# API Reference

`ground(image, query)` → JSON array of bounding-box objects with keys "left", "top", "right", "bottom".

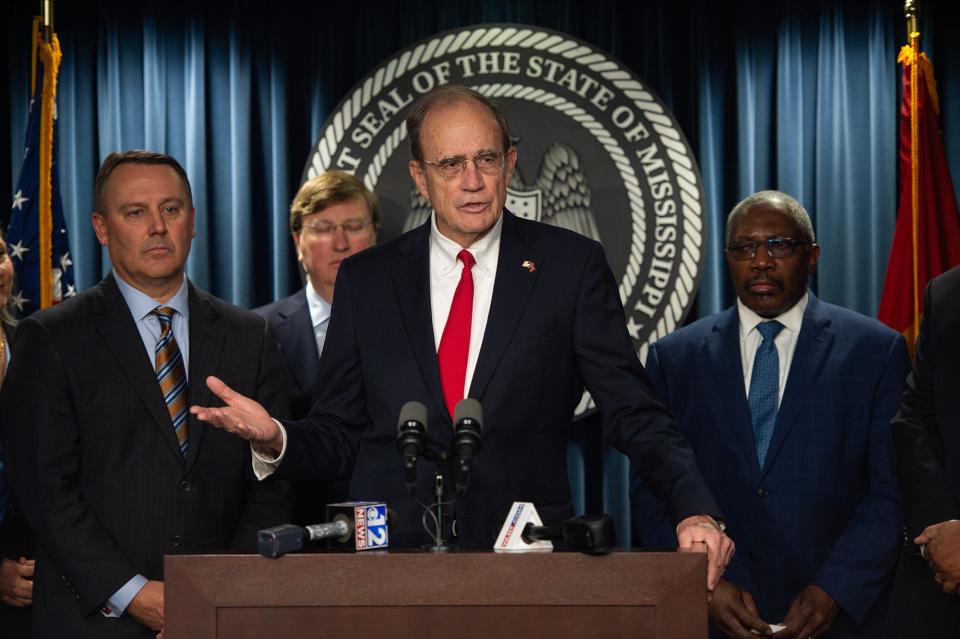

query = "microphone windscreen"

[
  {"left": 453, "top": 398, "right": 483, "bottom": 430},
  {"left": 398, "top": 400, "right": 427, "bottom": 428}
]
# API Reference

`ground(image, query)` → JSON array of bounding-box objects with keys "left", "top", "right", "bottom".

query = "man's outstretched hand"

[{"left": 189, "top": 376, "right": 283, "bottom": 454}]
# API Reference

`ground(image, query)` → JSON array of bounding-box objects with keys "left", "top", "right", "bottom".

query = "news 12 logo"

[{"left": 354, "top": 503, "right": 389, "bottom": 550}]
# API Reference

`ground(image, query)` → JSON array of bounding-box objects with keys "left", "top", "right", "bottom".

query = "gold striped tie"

[{"left": 153, "top": 306, "right": 188, "bottom": 455}]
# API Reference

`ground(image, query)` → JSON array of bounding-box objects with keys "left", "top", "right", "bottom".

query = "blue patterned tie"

[{"left": 749, "top": 320, "right": 784, "bottom": 467}]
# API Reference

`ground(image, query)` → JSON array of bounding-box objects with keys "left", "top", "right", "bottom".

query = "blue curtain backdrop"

[{"left": 4, "top": 0, "right": 959, "bottom": 546}]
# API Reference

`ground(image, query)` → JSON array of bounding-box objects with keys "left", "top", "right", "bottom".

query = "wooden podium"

[{"left": 165, "top": 551, "right": 706, "bottom": 638}]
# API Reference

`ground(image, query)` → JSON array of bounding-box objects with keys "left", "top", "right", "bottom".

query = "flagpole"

[
  {"left": 42, "top": 0, "right": 53, "bottom": 43},
  {"left": 905, "top": 0, "right": 920, "bottom": 348},
  {"left": 37, "top": 0, "right": 58, "bottom": 308}
]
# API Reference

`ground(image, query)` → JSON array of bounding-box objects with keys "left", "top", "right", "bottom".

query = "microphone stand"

[{"left": 419, "top": 449, "right": 457, "bottom": 552}]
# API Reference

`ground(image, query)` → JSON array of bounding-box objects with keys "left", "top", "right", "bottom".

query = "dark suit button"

[
  {"left": 171, "top": 535, "right": 183, "bottom": 547},
  {"left": 179, "top": 480, "right": 192, "bottom": 493},
  {"left": 757, "top": 487, "right": 768, "bottom": 497}
]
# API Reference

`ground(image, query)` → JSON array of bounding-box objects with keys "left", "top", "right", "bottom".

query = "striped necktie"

[{"left": 153, "top": 306, "right": 188, "bottom": 455}]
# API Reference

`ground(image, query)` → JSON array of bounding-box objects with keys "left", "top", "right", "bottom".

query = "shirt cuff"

[
  {"left": 251, "top": 420, "right": 287, "bottom": 480},
  {"left": 102, "top": 574, "right": 148, "bottom": 618}
]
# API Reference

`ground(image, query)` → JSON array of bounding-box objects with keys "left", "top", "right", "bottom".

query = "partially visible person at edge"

[
  {"left": 0, "top": 229, "right": 34, "bottom": 638},
  {"left": 885, "top": 264, "right": 960, "bottom": 638}
]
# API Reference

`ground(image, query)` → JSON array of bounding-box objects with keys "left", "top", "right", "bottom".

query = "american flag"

[{"left": 6, "top": 32, "right": 76, "bottom": 317}]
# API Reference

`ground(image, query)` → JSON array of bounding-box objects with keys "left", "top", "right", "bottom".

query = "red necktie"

[{"left": 438, "top": 249, "right": 475, "bottom": 419}]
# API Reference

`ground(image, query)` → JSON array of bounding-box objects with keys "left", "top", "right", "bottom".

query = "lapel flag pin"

[{"left": 522, "top": 260, "right": 536, "bottom": 273}]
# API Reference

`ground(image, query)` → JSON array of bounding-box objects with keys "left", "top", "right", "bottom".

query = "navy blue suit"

[
  {"left": 256, "top": 289, "right": 347, "bottom": 524},
  {"left": 255, "top": 289, "right": 319, "bottom": 421},
  {"left": 275, "top": 211, "right": 722, "bottom": 548},
  {"left": 632, "top": 293, "right": 906, "bottom": 636}
]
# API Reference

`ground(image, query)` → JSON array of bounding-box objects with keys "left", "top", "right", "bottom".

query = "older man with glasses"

[
  {"left": 192, "top": 84, "right": 736, "bottom": 590},
  {"left": 631, "top": 190, "right": 907, "bottom": 639}
]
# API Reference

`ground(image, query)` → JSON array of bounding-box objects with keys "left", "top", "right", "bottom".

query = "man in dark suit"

[
  {"left": 885, "top": 265, "right": 960, "bottom": 637},
  {"left": 255, "top": 170, "right": 378, "bottom": 523},
  {"left": 631, "top": 190, "right": 907, "bottom": 638},
  {"left": 255, "top": 170, "right": 379, "bottom": 419},
  {"left": 192, "top": 85, "right": 734, "bottom": 588},
  {"left": 0, "top": 150, "right": 291, "bottom": 638}
]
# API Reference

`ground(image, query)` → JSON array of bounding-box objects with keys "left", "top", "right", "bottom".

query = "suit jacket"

[
  {"left": 631, "top": 293, "right": 906, "bottom": 636},
  {"left": 255, "top": 288, "right": 320, "bottom": 420},
  {"left": 886, "top": 265, "right": 960, "bottom": 636},
  {"left": 0, "top": 274, "right": 292, "bottom": 639},
  {"left": 255, "top": 288, "right": 347, "bottom": 524},
  {"left": 276, "top": 211, "right": 722, "bottom": 548}
]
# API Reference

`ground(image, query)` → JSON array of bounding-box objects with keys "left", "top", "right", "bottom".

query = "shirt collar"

[
  {"left": 305, "top": 280, "right": 332, "bottom": 327},
  {"left": 737, "top": 291, "right": 807, "bottom": 340},
  {"left": 113, "top": 271, "right": 190, "bottom": 321},
  {"left": 429, "top": 210, "right": 503, "bottom": 277}
]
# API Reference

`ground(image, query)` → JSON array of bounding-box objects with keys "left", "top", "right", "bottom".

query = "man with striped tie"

[{"left": 0, "top": 150, "right": 291, "bottom": 638}]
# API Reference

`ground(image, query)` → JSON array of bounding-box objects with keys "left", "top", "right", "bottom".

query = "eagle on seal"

[{"left": 403, "top": 142, "right": 600, "bottom": 242}]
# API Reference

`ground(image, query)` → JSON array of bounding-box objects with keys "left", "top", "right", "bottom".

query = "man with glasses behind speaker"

[
  {"left": 631, "top": 190, "right": 907, "bottom": 638},
  {"left": 256, "top": 171, "right": 378, "bottom": 525}
]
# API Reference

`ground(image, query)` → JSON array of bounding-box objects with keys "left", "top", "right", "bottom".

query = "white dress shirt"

[
  {"left": 305, "top": 280, "right": 332, "bottom": 357},
  {"left": 737, "top": 292, "right": 808, "bottom": 408},
  {"left": 428, "top": 212, "right": 502, "bottom": 398}
]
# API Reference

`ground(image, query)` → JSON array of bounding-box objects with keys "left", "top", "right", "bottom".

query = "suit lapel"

[
  {"left": 392, "top": 222, "right": 448, "bottom": 420},
  {"left": 760, "top": 294, "right": 833, "bottom": 476},
  {"left": 705, "top": 308, "right": 760, "bottom": 475},
  {"left": 469, "top": 212, "right": 542, "bottom": 403},
  {"left": 93, "top": 275, "right": 185, "bottom": 461},
  {"left": 275, "top": 290, "right": 319, "bottom": 395},
  {"left": 185, "top": 283, "right": 225, "bottom": 472}
]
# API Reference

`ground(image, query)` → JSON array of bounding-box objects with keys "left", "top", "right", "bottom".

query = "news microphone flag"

[
  {"left": 6, "top": 17, "right": 76, "bottom": 317},
  {"left": 327, "top": 502, "right": 389, "bottom": 551}
]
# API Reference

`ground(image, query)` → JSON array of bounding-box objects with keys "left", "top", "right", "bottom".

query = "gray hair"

[
  {"left": 406, "top": 84, "right": 511, "bottom": 161},
  {"left": 725, "top": 190, "right": 816, "bottom": 245}
]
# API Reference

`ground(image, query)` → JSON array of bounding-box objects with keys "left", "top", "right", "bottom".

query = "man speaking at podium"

[{"left": 193, "top": 84, "right": 734, "bottom": 588}]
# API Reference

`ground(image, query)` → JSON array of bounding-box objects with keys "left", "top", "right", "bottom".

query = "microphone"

[
  {"left": 522, "top": 514, "right": 617, "bottom": 555},
  {"left": 396, "top": 401, "right": 428, "bottom": 494},
  {"left": 258, "top": 502, "right": 389, "bottom": 557},
  {"left": 452, "top": 398, "right": 483, "bottom": 496}
]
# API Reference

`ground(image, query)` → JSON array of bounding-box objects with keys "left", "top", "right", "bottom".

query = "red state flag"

[{"left": 878, "top": 45, "right": 960, "bottom": 353}]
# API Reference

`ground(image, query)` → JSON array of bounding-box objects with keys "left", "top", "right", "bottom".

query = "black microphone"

[
  {"left": 452, "top": 398, "right": 483, "bottom": 496},
  {"left": 522, "top": 514, "right": 617, "bottom": 555},
  {"left": 257, "top": 502, "right": 390, "bottom": 557},
  {"left": 396, "top": 401, "right": 427, "bottom": 494}
]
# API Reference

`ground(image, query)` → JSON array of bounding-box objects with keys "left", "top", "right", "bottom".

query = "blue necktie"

[{"left": 749, "top": 320, "right": 784, "bottom": 468}]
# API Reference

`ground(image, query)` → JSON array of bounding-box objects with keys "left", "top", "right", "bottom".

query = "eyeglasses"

[
  {"left": 301, "top": 219, "right": 372, "bottom": 237},
  {"left": 421, "top": 151, "right": 506, "bottom": 180},
  {"left": 726, "top": 237, "right": 814, "bottom": 260}
]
